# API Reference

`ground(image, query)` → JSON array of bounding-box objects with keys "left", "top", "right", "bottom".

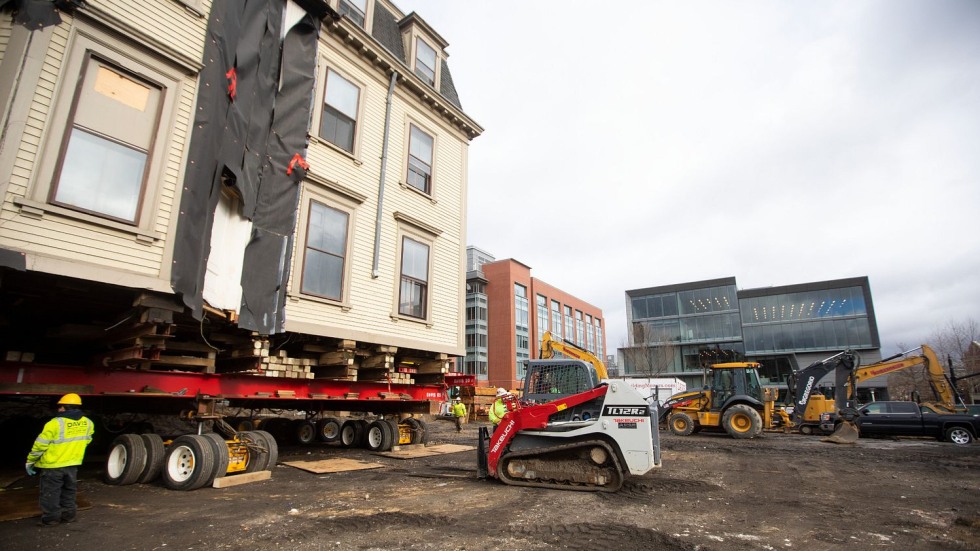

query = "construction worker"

[
  {"left": 25, "top": 393, "right": 94, "bottom": 526},
  {"left": 487, "top": 387, "right": 511, "bottom": 428},
  {"left": 451, "top": 398, "right": 467, "bottom": 432}
]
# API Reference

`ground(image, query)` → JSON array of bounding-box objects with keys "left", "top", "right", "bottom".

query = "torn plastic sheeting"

[{"left": 172, "top": 0, "right": 320, "bottom": 335}]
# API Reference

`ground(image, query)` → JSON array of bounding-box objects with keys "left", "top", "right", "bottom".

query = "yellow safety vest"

[
  {"left": 488, "top": 399, "right": 508, "bottom": 424},
  {"left": 27, "top": 414, "right": 94, "bottom": 469},
  {"left": 452, "top": 402, "right": 467, "bottom": 418}
]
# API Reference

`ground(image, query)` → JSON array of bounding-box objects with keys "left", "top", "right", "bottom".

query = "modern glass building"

[{"left": 621, "top": 277, "right": 884, "bottom": 401}]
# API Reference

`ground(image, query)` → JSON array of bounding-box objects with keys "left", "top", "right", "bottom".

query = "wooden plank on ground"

[
  {"left": 374, "top": 444, "right": 475, "bottom": 460},
  {"left": 212, "top": 470, "right": 271, "bottom": 488},
  {"left": 282, "top": 458, "right": 386, "bottom": 474}
]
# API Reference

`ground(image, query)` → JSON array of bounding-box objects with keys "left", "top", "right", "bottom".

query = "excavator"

[
  {"left": 539, "top": 331, "right": 608, "bottom": 378},
  {"left": 821, "top": 344, "right": 966, "bottom": 443},
  {"left": 659, "top": 344, "right": 963, "bottom": 443},
  {"left": 477, "top": 359, "right": 661, "bottom": 492},
  {"left": 521, "top": 332, "right": 609, "bottom": 408}
]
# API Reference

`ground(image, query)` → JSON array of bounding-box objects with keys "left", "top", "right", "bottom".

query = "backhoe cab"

[{"left": 662, "top": 362, "right": 772, "bottom": 439}]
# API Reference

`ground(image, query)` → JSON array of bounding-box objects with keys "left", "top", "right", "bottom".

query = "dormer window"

[
  {"left": 414, "top": 37, "right": 436, "bottom": 86},
  {"left": 339, "top": 0, "right": 367, "bottom": 28}
]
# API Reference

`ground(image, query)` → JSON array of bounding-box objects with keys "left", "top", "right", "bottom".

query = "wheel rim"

[
  {"left": 730, "top": 413, "right": 752, "bottom": 433},
  {"left": 950, "top": 429, "right": 969, "bottom": 444},
  {"left": 299, "top": 423, "right": 314, "bottom": 442},
  {"left": 672, "top": 418, "right": 688, "bottom": 431},
  {"left": 341, "top": 424, "right": 356, "bottom": 445},
  {"left": 166, "top": 445, "right": 196, "bottom": 483},
  {"left": 321, "top": 422, "right": 339, "bottom": 440},
  {"left": 107, "top": 445, "right": 128, "bottom": 479},
  {"left": 367, "top": 426, "right": 383, "bottom": 448}
]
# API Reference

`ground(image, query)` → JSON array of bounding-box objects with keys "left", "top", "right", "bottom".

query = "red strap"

[
  {"left": 225, "top": 68, "right": 237, "bottom": 100},
  {"left": 286, "top": 154, "right": 309, "bottom": 176}
]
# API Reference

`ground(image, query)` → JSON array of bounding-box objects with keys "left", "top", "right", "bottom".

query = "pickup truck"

[{"left": 820, "top": 401, "right": 979, "bottom": 445}]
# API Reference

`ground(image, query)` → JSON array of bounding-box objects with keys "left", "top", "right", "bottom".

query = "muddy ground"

[{"left": 2, "top": 419, "right": 979, "bottom": 551}]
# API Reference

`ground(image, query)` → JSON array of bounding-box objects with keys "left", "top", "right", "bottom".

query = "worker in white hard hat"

[
  {"left": 25, "top": 393, "right": 94, "bottom": 526},
  {"left": 451, "top": 398, "right": 467, "bottom": 433},
  {"left": 487, "top": 388, "right": 512, "bottom": 428}
]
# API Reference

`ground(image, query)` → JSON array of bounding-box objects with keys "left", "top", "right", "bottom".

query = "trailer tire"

[
  {"left": 723, "top": 404, "right": 763, "bottom": 439},
  {"left": 137, "top": 433, "right": 165, "bottom": 484},
  {"left": 240, "top": 431, "right": 269, "bottom": 472},
  {"left": 340, "top": 419, "right": 366, "bottom": 448},
  {"left": 105, "top": 434, "right": 147, "bottom": 486},
  {"left": 163, "top": 435, "right": 216, "bottom": 491},
  {"left": 254, "top": 430, "right": 278, "bottom": 468},
  {"left": 365, "top": 420, "right": 394, "bottom": 451},
  {"left": 668, "top": 412, "right": 697, "bottom": 436},
  {"left": 316, "top": 417, "right": 342, "bottom": 442},
  {"left": 404, "top": 418, "right": 429, "bottom": 445},
  {"left": 201, "top": 433, "right": 230, "bottom": 483},
  {"left": 293, "top": 419, "right": 317, "bottom": 445},
  {"left": 945, "top": 426, "right": 974, "bottom": 446},
  {"left": 384, "top": 419, "right": 402, "bottom": 447}
]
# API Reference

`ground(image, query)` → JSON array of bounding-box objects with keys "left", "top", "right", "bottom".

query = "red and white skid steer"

[{"left": 477, "top": 360, "right": 662, "bottom": 492}]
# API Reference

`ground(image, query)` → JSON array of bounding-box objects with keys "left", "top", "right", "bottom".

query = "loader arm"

[{"left": 540, "top": 331, "right": 609, "bottom": 379}]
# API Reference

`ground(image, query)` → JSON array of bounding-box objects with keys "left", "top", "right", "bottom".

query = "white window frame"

[
  {"left": 413, "top": 36, "right": 437, "bottom": 86},
  {"left": 393, "top": 226, "right": 435, "bottom": 324},
  {"left": 403, "top": 118, "right": 437, "bottom": 197}
]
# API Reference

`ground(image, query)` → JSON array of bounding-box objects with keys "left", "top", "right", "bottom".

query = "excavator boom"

[{"left": 540, "top": 331, "right": 609, "bottom": 379}]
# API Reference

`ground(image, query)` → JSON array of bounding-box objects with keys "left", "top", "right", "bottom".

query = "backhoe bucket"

[{"left": 822, "top": 420, "right": 859, "bottom": 444}]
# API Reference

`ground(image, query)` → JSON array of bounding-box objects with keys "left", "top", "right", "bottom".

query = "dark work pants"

[{"left": 39, "top": 466, "right": 78, "bottom": 523}]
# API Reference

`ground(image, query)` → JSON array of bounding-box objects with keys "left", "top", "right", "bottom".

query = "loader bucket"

[{"left": 822, "top": 420, "right": 859, "bottom": 444}]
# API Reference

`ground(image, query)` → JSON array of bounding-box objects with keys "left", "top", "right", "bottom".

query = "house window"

[
  {"left": 301, "top": 201, "right": 349, "bottom": 301},
  {"left": 399, "top": 237, "right": 429, "bottom": 318},
  {"left": 320, "top": 69, "right": 360, "bottom": 153},
  {"left": 51, "top": 58, "right": 163, "bottom": 224},
  {"left": 407, "top": 124, "right": 433, "bottom": 193},
  {"left": 339, "top": 0, "right": 367, "bottom": 27},
  {"left": 414, "top": 37, "right": 436, "bottom": 85}
]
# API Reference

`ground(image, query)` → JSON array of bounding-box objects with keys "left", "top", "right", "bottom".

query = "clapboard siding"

[
  {"left": 0, "top": 9, "right": 198, "bottom": 287},
  {"left": 285, "top": 30, "right": 472, "bottom": 352}
]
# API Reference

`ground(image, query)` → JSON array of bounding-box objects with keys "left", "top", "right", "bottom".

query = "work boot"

[
  {"left": 61, "top": 516, "right": 77, "bottom": 523},
  {"left": 37, "top": 520, "right": 60, "bottom": 527}
]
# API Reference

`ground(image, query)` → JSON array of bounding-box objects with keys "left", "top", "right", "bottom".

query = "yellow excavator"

[
  {"left": 538, "top": 331, "right": 608, "bottom": 379},
  {"left": 659, "top": 344, "right": 963, "bottom": 442}
]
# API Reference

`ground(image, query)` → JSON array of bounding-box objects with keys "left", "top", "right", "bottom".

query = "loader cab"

[{"left": 708, "top": 362, "right": 764, "bottom": 411}]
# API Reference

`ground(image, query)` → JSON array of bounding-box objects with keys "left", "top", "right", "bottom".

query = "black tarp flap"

[
  {"left": 0, "top": 248, "right": 27, "bottom": 271},
  {"left": 171, "top": 0, "right": 320, "bottom": 334}
]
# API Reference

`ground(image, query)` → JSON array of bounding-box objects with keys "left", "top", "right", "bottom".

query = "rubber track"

[{"left": 497, "top": 439, "right": 625, "bottom": 492}]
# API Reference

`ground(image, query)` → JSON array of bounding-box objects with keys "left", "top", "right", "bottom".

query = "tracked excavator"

[
  {"left": 477, "top": 359, "right": 661, "bottom": 492},
  {"left": 822, "top": 344, "right": 967, "bottom": 443}
]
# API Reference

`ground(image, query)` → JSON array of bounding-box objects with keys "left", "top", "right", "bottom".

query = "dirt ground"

[{"left": 2, "top": 418, "right": 979, "bottom": 551}]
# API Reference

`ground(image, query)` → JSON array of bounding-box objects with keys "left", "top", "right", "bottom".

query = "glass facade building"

[{"left": 622, "top": 277, "right": 882, "bottom": 398}]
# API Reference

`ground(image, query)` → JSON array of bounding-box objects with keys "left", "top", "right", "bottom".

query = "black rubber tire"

[
  {"left": 137, "top": 433, "right": 165, "bottom": 484},
  {"left": 945, "top": 426, "right": 974, "bottom": 445},
  {"left": 105, "top": 434, "right": 147, "bottom": 486},
  {"left": 163, "top": 435, "right": 217, "bottom": 491},
  {"left": 239, "top": 431, "right": 268, "bottom": 473},
  {"left": 799, "top": 424, "right": 814, "bottom": 435},
  {"left": 340, "top": 419, "right": 366, "bottom": 448},
  {"left": 365, "top": 420, "right": 394, "bottom": 451},
  {"left": 668, "top": 412, "right": 697, "bottom": 436},
  {"left": 200, "top": 432, "right": 230, "bottom": 484},
  {"left": 723, "top": 404, "right": 763, "bottom": 439},
  {"left": 316, "top": 417, "right": 342, "bottom": 442},
  {"left": 293, "top": 419, "right": 317, "bottom": 445},
  {"left": 383, "top": 419, "right": 401, "bottom": 448},
  {"left": 254, "top": 430, "right": 279, "bottom": 468}
]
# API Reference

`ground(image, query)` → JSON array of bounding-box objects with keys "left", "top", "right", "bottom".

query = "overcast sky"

[{"left": 398, "top": 0, "right": 980, "bottom": 355}]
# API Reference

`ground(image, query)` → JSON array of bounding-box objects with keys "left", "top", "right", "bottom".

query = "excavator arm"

[
  {"left": 540, "top": 331, "right": 609, "bottom": 379},
  {"left": 851, "top": 345, "right": 963, "bottom": 412},
  {"left": 788, "top": 350, "right": 856, "bottom": 427}
]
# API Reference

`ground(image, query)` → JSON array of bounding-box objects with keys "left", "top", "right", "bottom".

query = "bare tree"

[
  {"left": 886, "top": 319, "right": 979, "bottom": 403},
  {"left": 619, "top": 323, "right": 677, "bottom": 377}
]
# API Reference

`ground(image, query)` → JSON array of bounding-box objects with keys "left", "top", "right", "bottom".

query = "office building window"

[
  {"left": 564, "top": 305, "right": 574, "bottom": 345},
  {"left": 586, "top": 315, "right": 595, "bottom": 353},
  {"left": 536, "top": 294, "right": 549, "bottom": 349},
  {"left": 515, "top": 284, "right": 529, "bottom": 381},
  {"left": 551, "top": 300, "right": 563, "bottom": 340},
  {"left": 595, "top": 319, "right": 604, "bottom": 359},
  {"left": 575, "top": 310, "right": 585, "bottom": 346}
]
